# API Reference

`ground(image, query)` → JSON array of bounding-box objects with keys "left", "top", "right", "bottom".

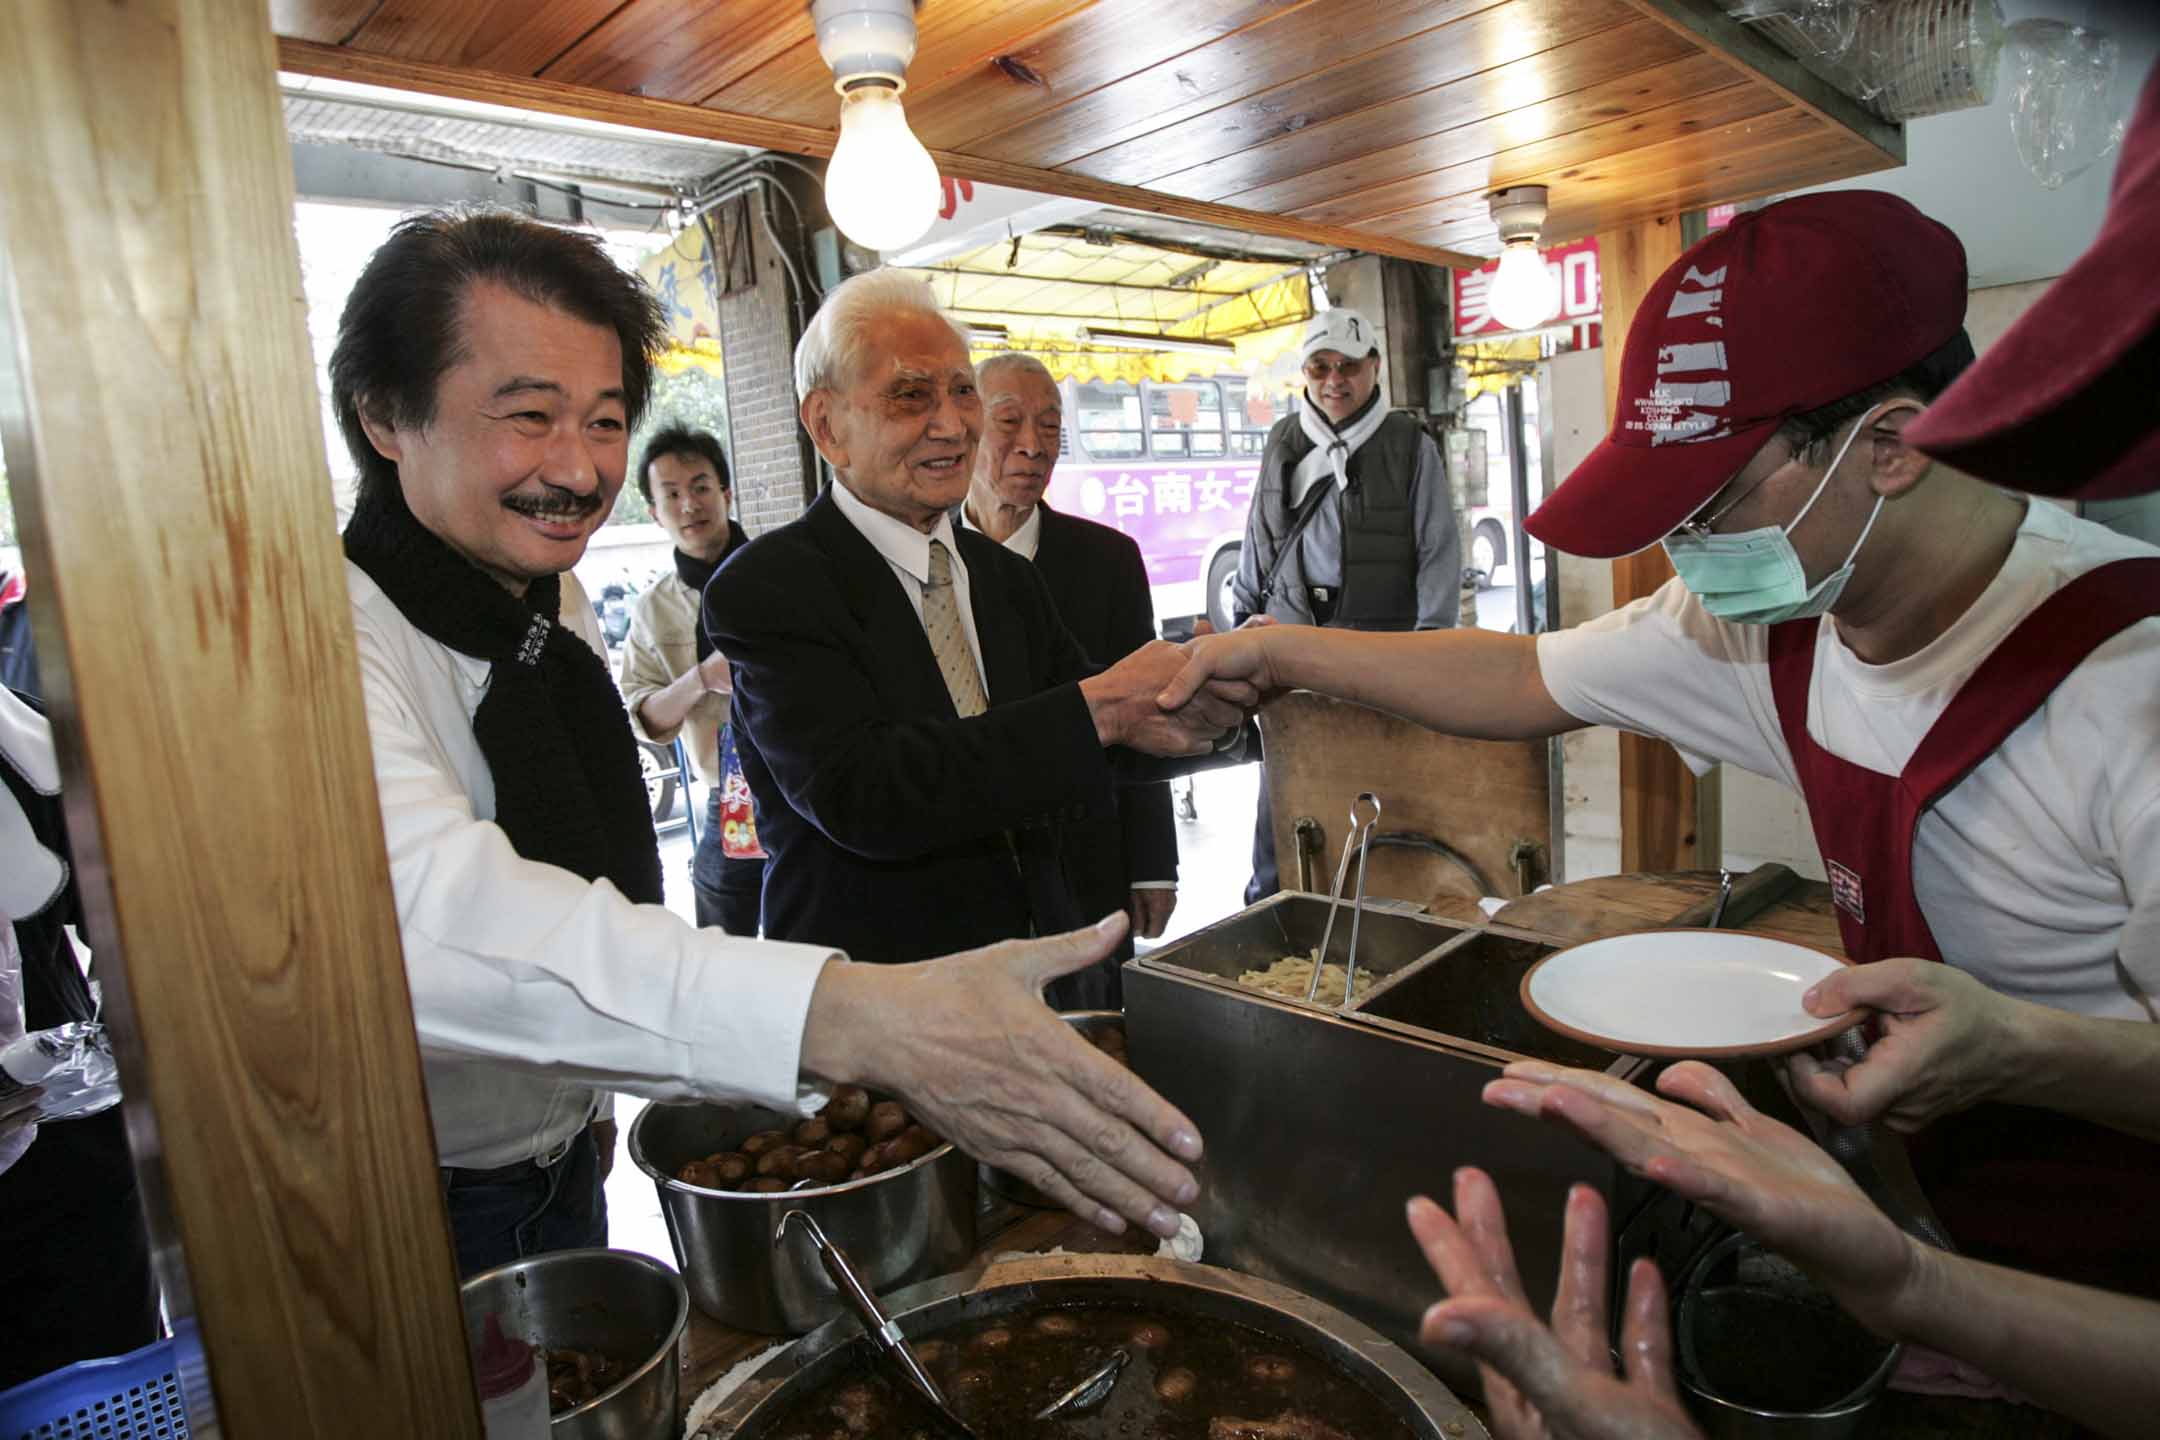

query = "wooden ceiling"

[{"left": 272, "top": 0, "right": 1903, "bottom": 268}]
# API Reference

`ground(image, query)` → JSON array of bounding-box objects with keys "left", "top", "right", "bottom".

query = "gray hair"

[
  {"left": 976, "top": 351, "right": 1057, "bottom": 394},
  {"left": 793, "top": 267, "right": 964, "bottom": 401}
]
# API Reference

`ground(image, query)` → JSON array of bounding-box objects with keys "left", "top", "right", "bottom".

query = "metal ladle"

[
  {"left": 1305, "top": 792, "right": 1382, "bottom": 1008},
  {"left": 775, "top": 1209, "right": 981, "bottom": 1440}
]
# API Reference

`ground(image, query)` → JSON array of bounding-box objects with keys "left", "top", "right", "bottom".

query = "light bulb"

[
  {"left": 824, "top": 85, "right": 942, "bottom": 254},
  {"left": 1488, "top": 241, "right": 1561, "bottom": 332}
]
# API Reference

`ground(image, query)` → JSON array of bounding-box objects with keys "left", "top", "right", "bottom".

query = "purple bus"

[{"left": 1044, "top": 374, "right": 1272, "bottom": 632}]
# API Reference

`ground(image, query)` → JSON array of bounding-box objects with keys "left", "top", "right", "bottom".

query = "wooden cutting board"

[{"left": 1484, "top": 867, "right": 1847, "bottom": 957}]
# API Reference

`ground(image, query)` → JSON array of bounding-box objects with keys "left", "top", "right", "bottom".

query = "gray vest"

[{"left": 1256, "top": 409, "right": 1424, "bottom": 631}]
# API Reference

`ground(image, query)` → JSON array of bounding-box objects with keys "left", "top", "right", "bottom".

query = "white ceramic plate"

[{"left": 1520, "top": 929, "right": 1859, "bottom": 1059}]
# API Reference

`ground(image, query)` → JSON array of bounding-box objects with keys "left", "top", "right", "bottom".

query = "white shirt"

[
  {"left": 1537, "top": 502, "right": 2160, "bottom": 1021},
  {"left": 830, "top": 480, "right": 989, "bottom": 694},
  {"left": 347, "top": 560, "right": 834, "bottom": 1168},
  {"left": 960, "top": 503, "right": 1043, "bottom": 562}
]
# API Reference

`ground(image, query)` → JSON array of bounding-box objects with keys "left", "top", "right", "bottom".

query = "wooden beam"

[
  {"left": 274, "top": 38, "right": 1489, "bottom": 270},
  {"left": 1595, "top": 215, "right": 1702, "bottom": 873},
  {"left": 1616, "top": 0, "right": 1905, "bottom": 164},
  {"left": 0, "top": 2, "right": 478, "bottom": 1434}
]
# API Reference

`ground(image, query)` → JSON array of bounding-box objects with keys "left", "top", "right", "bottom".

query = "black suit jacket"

[
  {"left": 1028, "top": 505, "right": 1178, "bottom": 945},
  {"left": 704, "top": 492, "right": 1122, "bottom": 966}
]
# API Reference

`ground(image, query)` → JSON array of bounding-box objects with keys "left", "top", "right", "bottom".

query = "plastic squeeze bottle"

[{"left": 474, "top": 1312, "right": 552, "bottom": 1439}]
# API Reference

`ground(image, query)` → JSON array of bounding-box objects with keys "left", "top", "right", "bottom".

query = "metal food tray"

[{"left": 1123, "top": 892, "right": 1670, "bottom": 1368}]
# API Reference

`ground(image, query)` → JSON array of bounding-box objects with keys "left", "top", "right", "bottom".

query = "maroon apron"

[{"left": 1766, "top": 557, "right": 2160, "bottom": 1300}]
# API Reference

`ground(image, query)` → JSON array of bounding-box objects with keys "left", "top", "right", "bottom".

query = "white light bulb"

[
  {"left": 1488, "top": 241, "right": 1561, "bottom": 332},
  {"left": 823, "top": 85, "right": 941, "bottom": 254}
]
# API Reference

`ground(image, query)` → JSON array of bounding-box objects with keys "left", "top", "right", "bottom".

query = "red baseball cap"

[
  {"left": 1904, "top": 65, "right": 2160, "bottom": 500},
  {"left": 1526, "top": 191, "right": 1968, "bottom": 558}
]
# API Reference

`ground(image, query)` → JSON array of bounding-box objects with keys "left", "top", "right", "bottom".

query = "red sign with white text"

[{"left": 1452, "top": 237, "right": 1602, "bottom": 339}]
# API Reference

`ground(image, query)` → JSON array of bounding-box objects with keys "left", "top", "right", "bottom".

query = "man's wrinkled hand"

[
  {"left": 1085, "top": 640, "right": 1244, "bottom": 753},
  {"left": 1128, "top": 887, "right": 1177, "bottom": 940},
  {"left": 1784, "top": 958, "right": 2014, "bottom": 1132},
  {"left": 803, "top": 915, "right": 1203, "bottom": 1239},
  {"left": 1157, "top": 622, "right": 1281, "bottom": 716},
  {"left": 1483, "top": 1060, "right": 1920, "bottom": 1336},
  {"left": 1410, "top": 1169, "right": 1700, "bottom": 1440}
]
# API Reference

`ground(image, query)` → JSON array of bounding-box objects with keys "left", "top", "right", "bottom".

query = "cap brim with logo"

[
  {"left": 1903, "top": 65, "right": 2160, "bottom": 501},
  {"left": 1525, "top": 192, "right": 1969, "bottom": 559}
]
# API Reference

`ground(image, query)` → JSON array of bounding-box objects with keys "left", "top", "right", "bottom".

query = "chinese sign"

[{"left": 1452, "top": 237, "right": 1602, "bottom": 339}]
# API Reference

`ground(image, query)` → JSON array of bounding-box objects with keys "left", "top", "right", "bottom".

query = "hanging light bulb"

[
  {"left": 1489, "top": 241, "right": 1561, "bottom": 332},
  {"left": 812, "top": 0, "right": 943, "bottom": 255},
  {"left": 1484, "top": 185, "right": 1561, "bottom": 333},
  {"left": 824, "top": 83, "right": 942, "bottom": 253}
]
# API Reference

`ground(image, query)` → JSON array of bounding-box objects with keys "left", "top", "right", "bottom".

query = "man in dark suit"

[
  {"left": 703, "top": 271, "right": 1241, "bottom": 992},
  {"left": 961, "top": 354, "right": 1177, "bottom": 1003}
]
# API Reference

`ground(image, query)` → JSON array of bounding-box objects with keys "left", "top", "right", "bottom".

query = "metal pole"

[{"left": 1505, "top": 381, "right": 1536, "bottom": 636}]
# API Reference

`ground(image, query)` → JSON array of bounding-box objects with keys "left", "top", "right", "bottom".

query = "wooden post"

[
  {"left": 1596, "top": 216, "right": 1703, "bottom": 873},
  {"left": 0, "top": 2, "right": 480, "bottom": 1434}
]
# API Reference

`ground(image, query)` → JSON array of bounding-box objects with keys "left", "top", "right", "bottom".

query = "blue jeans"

[
  {"left": 441, "top": 1127, "right": 606, "bottom": 1277},
  {"left": 692, "top": 787, "right": 766, "bottom": 935}
]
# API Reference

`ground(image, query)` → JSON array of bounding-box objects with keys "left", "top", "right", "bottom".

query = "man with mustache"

[
  {"left": 334, "top": 213, "right": 1214, "bottom": 1272},
  {"left": 961, "top": 352, "right": 1179, "bottom": 1002},
  {"left": 702, "top": 270, "right": 1246, "bottom": 989},
  {"left": 1230, "top": 307, "right": 1461, "bottom": 901},
  {"left": 616, "top": 424, "right": 765, "bottom": 936}
]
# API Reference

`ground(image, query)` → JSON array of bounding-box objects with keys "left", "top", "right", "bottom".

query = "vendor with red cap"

[{"left": 1169, "top": 175, "right": 2160, "bottom": 1299}]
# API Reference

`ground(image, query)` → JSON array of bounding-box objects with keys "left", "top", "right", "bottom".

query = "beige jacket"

[{"left": 618, "top": 572, "right": 727, "bottom": 783}]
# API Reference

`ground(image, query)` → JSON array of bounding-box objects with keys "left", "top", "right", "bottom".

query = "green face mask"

[{"left": 1661, "top": 407, "right": 1891, "bottom": 626}]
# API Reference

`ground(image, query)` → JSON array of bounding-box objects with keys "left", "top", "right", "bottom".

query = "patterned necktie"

[{"left": 923, "top": 539, "right": 987, "bottom": 717}]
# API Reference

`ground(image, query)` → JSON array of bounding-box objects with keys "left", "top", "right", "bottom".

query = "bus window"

[
  {"left": 1075, "top": 380, "right": 1144, "bottom": 460},
  {"left": 1148, "top": 380, "right": 1225, "bottom": 458},
  {"left": 1222, "top": 378, "right": 1274, "bottom": 456}
]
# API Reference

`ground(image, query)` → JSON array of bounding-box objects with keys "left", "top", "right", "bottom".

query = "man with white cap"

[
  {"left": 1168, "top": 187, "right": 2160, "bottom": 1300},
  {"left": 1230, "top": 306, "right": 1460, "bottom": 899}
]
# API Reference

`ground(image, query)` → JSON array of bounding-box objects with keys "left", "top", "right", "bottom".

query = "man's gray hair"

[
  {"left": 793, "top": 268, "right": 965, "bottom": 401},
  {"left": 976, "top": 351, "right": 1057, "bottom": 393}
]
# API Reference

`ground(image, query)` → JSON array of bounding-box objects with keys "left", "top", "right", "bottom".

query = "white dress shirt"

[
  {"left": 347, "top": 561, "right": 834, "bottom": 1169},
  {"left": 830, "top": 480, "right": 990, "bottom": 695},
  {"left": 959, "top": 503, "right": 1043, "bottom": 562}
]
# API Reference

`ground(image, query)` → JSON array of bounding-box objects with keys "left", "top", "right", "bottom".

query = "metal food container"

[
  {"left": 980, "top": 1010, "right": 1124, "bottom": 1209},
  {"left": 459, "top": 1247, "right": 687, "bottom": 1440},
  {"left": 1122, "top": 892, "right": 1680, "bottom": 1364},
  {"left": 696, "top": 1252, "right": 1489, "bottom": 1439},
  {"left": 629, "top": 1098, "right": 976, "bottom": 1334}
]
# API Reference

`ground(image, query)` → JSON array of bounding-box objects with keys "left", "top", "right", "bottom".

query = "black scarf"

[
  {"left": 344, "top": 484, "right": 663, "bottom": 906},
  {"left": 673, "top": 519, "right": 747, "bottom": 663}
]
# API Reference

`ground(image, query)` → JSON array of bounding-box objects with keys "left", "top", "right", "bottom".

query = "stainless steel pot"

[
  {"left": 695, "top": 1252, "right": 1489, "bottom": 1439},
  {"left": 459, "top": 1247, "right": 687, "bottom": 1440},
  {"left": 629, "top": 1098, "right": 976, "bottom": 1334}
]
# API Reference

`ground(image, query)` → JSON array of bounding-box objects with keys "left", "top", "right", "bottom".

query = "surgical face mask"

[{"left": 1661, "top": 405, "right": 1898, "bottom": 625}]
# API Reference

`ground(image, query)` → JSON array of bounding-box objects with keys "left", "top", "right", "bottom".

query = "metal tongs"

[
  {"left": 775, "top": 1210, "right": 981, "bottom": 1439},
  {"left": 1306, "top": 791, "right": 1382, "bottom": 1008}
]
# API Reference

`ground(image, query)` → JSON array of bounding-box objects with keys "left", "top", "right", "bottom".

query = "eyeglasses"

[
  {"left": 1303, "top": 356, "right": 1370, "bottom": 382},
  {"left": 1673, "top": 469, "right": 1777, "bottom": 540}
]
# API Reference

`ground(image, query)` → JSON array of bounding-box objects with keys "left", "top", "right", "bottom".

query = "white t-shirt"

[{"left": 1537, "top": 501, "right": 2160, "bottom": 1022}]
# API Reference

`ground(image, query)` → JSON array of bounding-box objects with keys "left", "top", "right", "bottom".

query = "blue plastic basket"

[{"left": 0, "top": 1327, "right": 198, "bottom": 1440}]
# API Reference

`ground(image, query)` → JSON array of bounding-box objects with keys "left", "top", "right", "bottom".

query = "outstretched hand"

[
  {"left": 1410, "top": 1168, "right": 1700, "bottom": 1440},
  {"left": 802, "top": 915, "right": 1203, "bottom": 1239},
  {"left": 1483, "top": 1060, "right": 1920, "bottom": 1335}
]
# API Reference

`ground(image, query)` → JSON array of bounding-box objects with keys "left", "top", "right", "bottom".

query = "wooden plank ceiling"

[{"left": 274, "top": 0, "right": 1901, "bottom": 267}]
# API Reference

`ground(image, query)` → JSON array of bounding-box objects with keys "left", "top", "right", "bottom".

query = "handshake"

[{"left": 1079, "top": 619, "right": 1283, "bottom": 757}]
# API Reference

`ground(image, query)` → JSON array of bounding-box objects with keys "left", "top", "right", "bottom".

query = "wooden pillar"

[
  {"left": 1596, "top": 217, "right": 1704, "bottom": 873},
  {"left": 0, "top": 2, "right": 480, "bottom": 1434}
]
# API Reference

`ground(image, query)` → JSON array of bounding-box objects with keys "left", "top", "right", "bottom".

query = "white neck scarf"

[{"left": 1290, "top": 392, "right": 1388, "bottom": 507}]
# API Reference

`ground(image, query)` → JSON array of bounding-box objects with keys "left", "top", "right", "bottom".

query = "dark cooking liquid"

[{"left": 764, "top": 1302, "right": 1416, "bottom": 1440}]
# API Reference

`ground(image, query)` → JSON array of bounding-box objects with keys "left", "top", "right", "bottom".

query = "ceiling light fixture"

[
  {"left": 811, "top": 0, "right": 942, "bottom": 254},
  {"left": 1485, "top": 184, "right": 1562, "bottom": 333},
  {"left": 1077, "top": 326, "right": 1238, "bottom": 358}
]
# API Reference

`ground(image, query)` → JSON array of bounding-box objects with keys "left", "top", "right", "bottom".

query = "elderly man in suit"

[
  {"left": 704, "top": 272, "right": 1240, "bottom": 999},
  {"left": 961, "top": 352, "right": 1177, "bottom": 1003}
]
